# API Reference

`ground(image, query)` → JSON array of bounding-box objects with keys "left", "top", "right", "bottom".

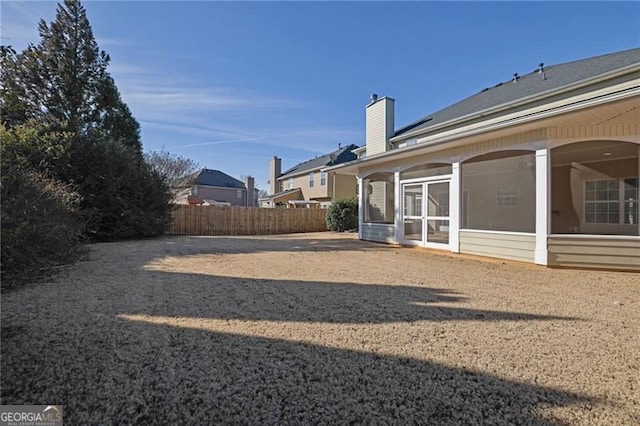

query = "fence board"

[{"left": 166, "top": 205, "right": 328, "bottom": 236}]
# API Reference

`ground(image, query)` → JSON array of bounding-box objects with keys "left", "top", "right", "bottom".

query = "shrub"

[
  {"left": 326, "top": 197, "right": 358, "bottom": 232},
  {"left": 69, "top": 137, "right": 172, "bottom": 241},
  {"left": 1, "top": 158, "right": 83, "bottom": 289},
  {"left": 1, "top": 124, "right": 84, "bottom": 288}
]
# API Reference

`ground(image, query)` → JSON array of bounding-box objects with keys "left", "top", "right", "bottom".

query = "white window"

[
  {"left": 497, "top": 186, "right": 519, "bottom": 207},
  {"left": 309, "top": 172, "right": 314, "bottom": 188},
  {"left": 585, "top": 178, "right": 638, "bottom": 225},
  {"left": 288, "top": 178, "right": 293, "bottom": 190},
  {"left": 236, "top": 189, "right": 242, "bottom": 199},
  {"left": 320, "top": 171, "right": 327, "bottom": 186},
  {"left": 191, "top": 186, "right": 198, "bottom": 196}
]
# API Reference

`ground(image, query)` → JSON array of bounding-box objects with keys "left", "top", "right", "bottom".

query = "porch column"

[
  {"left": 394, "top": 171, "right": 401, "bottom": 243},
  {"left": 450, "top": 162, "right": 461, "bottom": 253},
  {"left": 357, "top": 176, "right": 364, "bottom": 240},
  {"left": 535, "top": 148, "right": 550, "bottom": 265}
]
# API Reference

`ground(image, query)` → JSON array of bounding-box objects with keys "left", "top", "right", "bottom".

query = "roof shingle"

[
  {"left": 195, "top": 169, "right": 245, "bottom": 189},
  {"left": 394, "top": 47, "right": 640, "bottom": 138},
  {"left": 280, "top": 144, "right": 359, "bottom": 179}
]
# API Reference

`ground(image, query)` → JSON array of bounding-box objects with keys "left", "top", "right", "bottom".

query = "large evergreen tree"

[
  {"left": 1, "top": 0, "right": 141, "bottom": 152},
  {"left": 1, "top": 0, "right": 171, "bottom": 246}
]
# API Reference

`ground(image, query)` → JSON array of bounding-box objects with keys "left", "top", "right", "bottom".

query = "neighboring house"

[
  {"left": 173, "top": 169, "right": 258, "bottom": 207},
  {"left": 260, "top": 144, "right": 359, "bottom": 208},
  {"left": 329, "top": 48, "right": 640, "bottom": 271}
]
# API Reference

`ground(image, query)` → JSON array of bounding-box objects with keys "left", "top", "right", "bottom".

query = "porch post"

[
  {"left": 394, "top": 171, "right": 401, "bottom": 243},
  {"left": 535, "top": 148, "right": 549, "bottom": 265},
  {"left": 450, "top": 162, "right": 461, "bottom": 253},
  {"left": 357, "top": 176, "right": 364, "bottom": 240}
]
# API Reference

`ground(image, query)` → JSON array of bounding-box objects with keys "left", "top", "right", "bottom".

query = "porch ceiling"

[
  {"left": 542, "top": 95, "right": 640, "bottom": 127},
  {"left": 551, "top": 140, "right": 638, "bottom": 166}
]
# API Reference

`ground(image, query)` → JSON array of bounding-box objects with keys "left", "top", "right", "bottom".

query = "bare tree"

[{"left": 144, "top": 149, "right": 200, "bottom": 189}]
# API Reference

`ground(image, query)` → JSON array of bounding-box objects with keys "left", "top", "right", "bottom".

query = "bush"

[
  {"left": 1, "top": 126, "right": 83, "bottom": 288},
  {"left": 326, "top": 197, "right": 359, "bottom": 232},
  {"left": 1, "top": 170, "right": 83, "bottom": 285},
  {"left": 68, "top": 137, "right": 172, "bottom": 241}
]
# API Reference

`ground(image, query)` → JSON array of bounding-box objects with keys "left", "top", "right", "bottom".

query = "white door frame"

[{"left": 401, "top": 178, "right": 452, "bottom": 250}]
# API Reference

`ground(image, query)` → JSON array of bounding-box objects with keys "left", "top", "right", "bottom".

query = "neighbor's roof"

[
  {"left": 195, "top": 169, "right": 245, "bottom": 189},
  {"left": 393, "top": 47, "right": 640, "bottom": 139},
  {"left": 279, "top": 144, "right": 359, "bottom": 179},
  {"left": 259, "top": 188, "right": 302, "bottom": 201}
]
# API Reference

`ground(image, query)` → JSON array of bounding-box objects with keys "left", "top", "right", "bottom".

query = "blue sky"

[{"left": 2, "top": 1, "right": 639, "bottom": 191}]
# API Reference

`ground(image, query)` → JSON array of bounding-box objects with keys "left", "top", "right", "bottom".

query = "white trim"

[
  {"left": 400, "top": 180, "right": 453, "bottom": 250},
  {"left": 535, "top": 148, "right": 550, "bottom": 265},
  {"left": 459, "top": 229, "right": 535, "bottom": 236},
  {"left": 394, "top": 171, "right": 402, "bottom": 243},
  {"left": 549, "top": 234, "right": 640, "bottom": 240},
  {"left": 357, "top": 177, "right": 363, "bottom": 240},
  {"left": 399, "top": 174, "right": 453, "bottom": 184},
  {"left": 450, "top": 162, "right": 460, "bottom": 253}
]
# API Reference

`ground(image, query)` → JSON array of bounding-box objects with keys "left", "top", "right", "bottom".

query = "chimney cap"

[{"left": 370, "top": 93, "right": 378, "bottom": 102}]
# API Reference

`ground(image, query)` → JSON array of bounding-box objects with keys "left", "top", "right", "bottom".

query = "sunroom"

[{"left": 327, "top": 48, "right": 640, "bottom": 271}]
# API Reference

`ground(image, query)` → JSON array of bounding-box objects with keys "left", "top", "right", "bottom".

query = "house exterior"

[
  {"left": 329, "top": 48, "right": 640, "bottom": 271},
  {"left": 260, "top": 144, "right": 359, "bottom": 208},
  {"left": 173, "top": 169, "right": 258, "bottom": 207}
]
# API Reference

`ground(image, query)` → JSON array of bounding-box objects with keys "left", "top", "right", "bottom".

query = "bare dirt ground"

[{"left": 1, "top": 232, "right": 639, "bottom": 424}]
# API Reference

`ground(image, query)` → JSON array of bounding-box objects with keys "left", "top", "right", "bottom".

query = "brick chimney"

[
  {"left": 269, "top": 156, "right": 282, "bottom": 195},
  {"left": 365, "top": 94, "right": 395, "bottom": 156}
]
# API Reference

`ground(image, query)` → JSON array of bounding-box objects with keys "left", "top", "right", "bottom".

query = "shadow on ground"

[
  {"left": 1, "top": 234, "right": 591, "bottom": 424},
  {"left": 2, "top": 314, "right": 590, "bottom": 425},
  {"left": 122, "top": 271, "right": 576, "bottom": 324}
]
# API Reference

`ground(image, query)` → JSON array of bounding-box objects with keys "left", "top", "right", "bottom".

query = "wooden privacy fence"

[{"left": 166, "top": 205, "right": 328, "bottom": 236}]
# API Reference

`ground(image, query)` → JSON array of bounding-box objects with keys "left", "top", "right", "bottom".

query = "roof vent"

[
  {"left": 370, "top": 93, "right": 378, "bottom": 103},
  {"left": 538, "top": 62, "right": 547, "bottom": 80},
  {"left": 512, "top": 73, "right": 519, "bottom": 83}
]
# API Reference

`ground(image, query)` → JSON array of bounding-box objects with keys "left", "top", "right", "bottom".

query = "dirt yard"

[{"left": 1, "top": 232, "right": 638, "bottom": 424}]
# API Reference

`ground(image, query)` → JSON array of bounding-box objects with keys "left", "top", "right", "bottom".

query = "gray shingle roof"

[
  {"left": 195, "top": 169, "right": 245, "bottom": 189},
  {"left": 394, "top": 47, "right": 640, "bottom": 139},
  {"left": 280, "top": 144, "right": 359, "bottom": 178}
]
